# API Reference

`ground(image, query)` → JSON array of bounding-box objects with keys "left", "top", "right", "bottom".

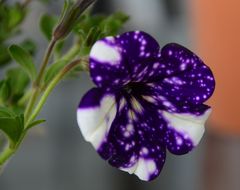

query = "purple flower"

[{"left": 77, "top": 31, "right": 215, "bottom": 181}]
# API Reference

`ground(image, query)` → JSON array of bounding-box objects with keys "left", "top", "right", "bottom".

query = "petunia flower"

[{"left": 76, "top": 31, "right": 215, "bottom": 181}]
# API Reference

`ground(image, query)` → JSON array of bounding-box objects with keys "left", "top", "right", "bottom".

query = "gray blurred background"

[{"left": 0, "top": 0, "right": 240, "bottom": 190}]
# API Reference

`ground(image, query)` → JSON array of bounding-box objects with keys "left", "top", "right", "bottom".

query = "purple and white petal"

[
  {"left": 134, "top": 83, "right": 210, "bottom": 115},
  {"left": 90, "top": 36, "right": 130, "bottom": 88},
  {"left": 77, "top": 88, "right": 117, "bottom": 149},
  {"left": 89, "top": 31, "right": 161, "bottom": 87},
  {"left": 116, "top": 31, "right": 160, "bottom": 61},
  {"left": 116, "top": 31, "right": 160, "bottom": 82},
  {"left": 150, "top": 43, "right": 215, "bottom": 105},
  {"left": 98, "top": 94, "right": 167, "bottom": 181},
  {"left": 162, "top": 108, "right": 212, "bottom": 155}
]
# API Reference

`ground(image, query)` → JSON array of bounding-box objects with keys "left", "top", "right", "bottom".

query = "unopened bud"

[{"left": 53, "top": 0, "right": 97, "bottom": 40}]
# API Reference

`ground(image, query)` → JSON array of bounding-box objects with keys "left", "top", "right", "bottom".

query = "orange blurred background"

[{"left": 192, "top": 0, "right": 240, "bottom": 135}]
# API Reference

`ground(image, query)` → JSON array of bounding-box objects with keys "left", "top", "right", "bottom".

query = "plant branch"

[
  {"left": 26, "top": 59, "right": 83, "bottom": 125},
  {"left": 0, "top": 146, "right": 14, "bottom": 166},
  {"left": 24, "top": 38, "right": 57, "bottom": 121}
]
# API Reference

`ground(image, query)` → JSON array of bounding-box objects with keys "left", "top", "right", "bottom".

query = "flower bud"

[{"left": 53, "top": 0, "right": 97, "bottom": 40}]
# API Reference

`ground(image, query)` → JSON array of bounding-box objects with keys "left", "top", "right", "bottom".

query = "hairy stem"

[
  {"left": 35, "top": 38, "right": 57, "bottom": 87},
  {"left": 24, "top": 38, "right": 57, "bottom": 121}
]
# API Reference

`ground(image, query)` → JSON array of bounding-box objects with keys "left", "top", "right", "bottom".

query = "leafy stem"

[
  {"left": 24, "top": 38, "right": 57, "bottom": 120},
  {"left": 0, "top": 0, "right": 128, "bottom": 174},
  {"left": 26, "top": 59, "right": 83, "bottom": 126},
  {"left": 0, "top": 59, "right": 85, "bottom": 167}
]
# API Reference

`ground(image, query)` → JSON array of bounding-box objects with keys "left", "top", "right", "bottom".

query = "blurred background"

[{"left": 0, "top": 0, "right": 240, "bottom": 190}]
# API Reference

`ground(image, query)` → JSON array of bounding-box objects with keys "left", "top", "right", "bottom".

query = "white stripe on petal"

[
  {"left": 77, "top": 95, "right": 117, "bottom": 148},
  {"left": 162, "top": 109, "right": 212, "bottom": 145},
  {"left": 90, "top": 40, "right": 122, "bottom": 65}
]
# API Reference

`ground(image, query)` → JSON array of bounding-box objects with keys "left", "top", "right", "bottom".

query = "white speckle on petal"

[{"left": 96, "top": 76, "right": 102, "bottom": 81}]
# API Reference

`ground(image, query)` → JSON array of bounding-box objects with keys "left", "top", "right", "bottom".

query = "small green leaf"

[
  {"left": 20, "top": 39, "right": 37, "bottom": 55},
  {"left": 0, "top": 44, "right": 11, "bottom": 67},
  {"left": 6, "top": 67, "right": 30, "bottom": 103},
  {"left": 100, "top": 12, "right": 129, "bottom": 36},
  {"left": 8, "top": 3, "right": 26, "bottom": 29},
  {"left": 8, "top": 45, "right": 37, "bottom": 80},
  {"left": 40, "top": 14, "right": 58, "bottom": 41},
  {"left": 27, "top": 119, "right": 46, "bottom": 129},
  {"left": 0, "top": 116, "right": 23, "bottom": 144},
  {"left": 44, "top": 60, "right": 68, "bottom": 85},
  {"left": 0, "top": 80, "right": 10, "bottom": 102}
]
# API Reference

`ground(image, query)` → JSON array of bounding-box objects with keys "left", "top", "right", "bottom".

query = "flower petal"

[
  {"left": 117, "top": 31, "right": 161, "bottom": 82},
  {"left": 77, "top": 88, "right": 117, "bottom": 149},
  {"left": 98, "top": 94, "right": 167, "bottom": 181},
  {"left": 90, "top": 36, "right": 130, "bottom": 88},
  {"left": 162, "top": 108, "right": 212, "bottom": 155},
  {"left": 135, "top": 83, "right": 211, "bottom": 115},
  {"left": 151, "top": 43, "right": 215, "bottom": 105},
  {"left": 89, "top": 31, "right": 161, "bottom": 87}
]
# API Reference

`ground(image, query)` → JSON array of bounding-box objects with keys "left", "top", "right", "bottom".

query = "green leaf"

[
  {"left": 44, "top": 60, "right": 68, "bottom": 84},
  {"left": 27, "top": 119, "right": 46, "bottom": 129},
  {"left": 6, "top": 67, "right": 30, "bottom": 103},
  {"left": 0, "top": 44, "right": 11, "bottom": 67},
  {"left": 0, "top": 115, "right": 24, "bottom": 144},
  {"left": 40, "top": 14, "right": 58, "bottom": 41},
  {"left": 8, "top": 3, "right": 26, "bottom": 29},
  {"left": 20, "top": 39, "right": 37, "bottom": 55},
  {"left": 0, "top": 80, "right": 10, "bottom": 102},
  {"left": 100, "top": 12, "right": 129, "bottom": 36},
  {"left": 8, "top": 45, "right": 37, "bottom": 80}
]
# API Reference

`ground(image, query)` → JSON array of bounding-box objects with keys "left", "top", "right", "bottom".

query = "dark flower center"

[{"left": 124, "top": 82, "right": 146, "bottom": 95}]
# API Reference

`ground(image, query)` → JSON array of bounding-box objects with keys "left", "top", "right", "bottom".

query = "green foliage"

[
  {"left": 0, "top": 108, "right": 24, "bottom": 145},
  {"left": 6, "top": 68, "right": 30, "bottom": 103},
  {"left": 8, "top": 45, "right": 37, "bottom": 80},
  {"left": 0, "top": 2, "right": 35, "bottom": 68},
  {"left": 0, "top": 80, "right": 10, "bottom": 102},
  {"left": 20, "top": 39, "right": 37, "bottom": 55},
  {"left": 0, "top": 0, "right": 130, "bottom": 166},
  {"left": 0, "top": 2, "right": 26, "bottom": 42},
  {"left": 0, "top": 67, "right": 30, "bottom": 111},
  {"left": 74, "top": 12, "right": 129, "bottom": 55},
  {"left": 100, "top": 12, "right": 129, "bottom": 36},
  {"left": 0, "top": 107, "right": 16, "bottom": 118},
  {"left": 0, "top": 44, "right": 11, "bottom": 67},
  {"left": 40, "top": 14, "right": 58, "bottom": 41},
  {"left": 27, "top": 119, "right": 46, "bottom": 129}
]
